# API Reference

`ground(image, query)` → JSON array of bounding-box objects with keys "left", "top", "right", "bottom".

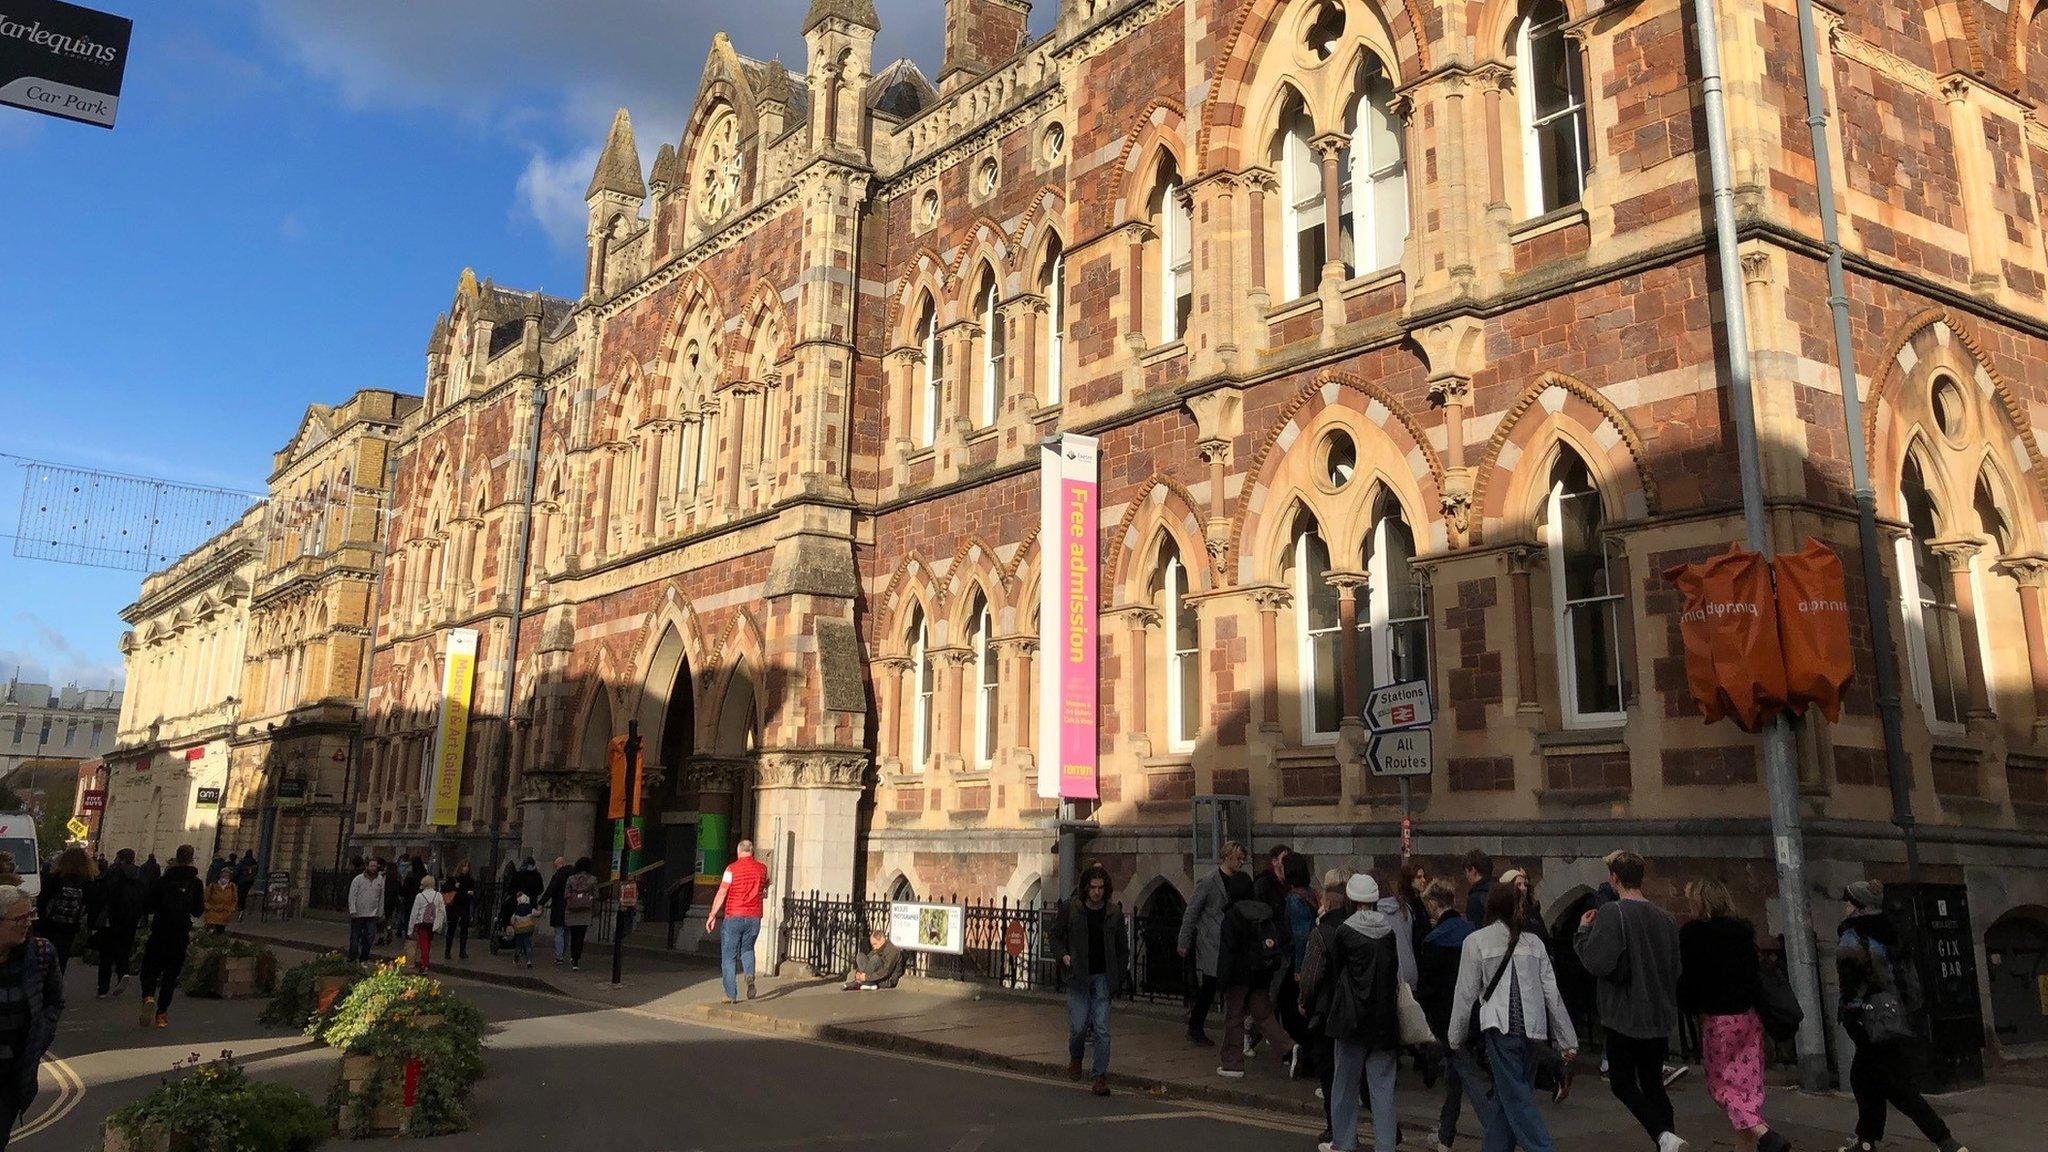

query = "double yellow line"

[{"left": 14, "top": 1055, "right": 84, "bottom": 1142}]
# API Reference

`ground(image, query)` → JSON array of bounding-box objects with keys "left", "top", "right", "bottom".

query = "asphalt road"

[{"left": 23, "top": 953, "right": 1318, "bottom": 1151}]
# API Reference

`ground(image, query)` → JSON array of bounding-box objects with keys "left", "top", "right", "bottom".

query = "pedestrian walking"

[
  {"left": 507, "top": 893, "right": 537, "bottom": 968},
  {"left": 0, "top": 885, "right": 63, "bottom": 1150},
  {"left": 1215, "top": 858, "right": 1296, "bottom": 1078},
  {"left": 345, "top": 857, "right": 384, "bottom": 963},
  {"left": 202, "top": 870, "right": 239, "bottom": 934},
  {"left": 1417, "top": 878, "right": 1497, "bottom": 1152},
  {"left": 233, "top": 851, "right": 257, "bottom": 922},
  {"left": 1301, "top": 869, "right": 1353, "bottom": 1147},
  {"left": 442, "top": 861, "right": 476, "bottom": 961},
  {"left": 138, "top": 844, "right": 204, "bottom": 1029},
  {"left": 206, "top": 854, "right": 230, "bottom": 885},
  {"left": 1451, "top": 881, "right": 1579, "bottom": 1152},
  {"left": 1048, "top": 863, "right": 1124, "bottom": 1097},
  {"left": 1278, "top": 851, "right": 1319, "bottom": 1047},
  {"left": 543, "top": 855, "right": 572, "bottom": 964},
  {"left": 1461, "top": 849, "right": 1494, "bottom": 927},
  {"left": 33, "top": 847, "right": 91, "bottom": 972},
  {"left": 391, "top": 855, "right": 423, "bottom": 941},
  {"left": 138, "top": 853, "right": 160, "bottom": 889},
  {"left": 1677, "top": 878, "right": 1788, "bottom": 1152},
  {"left": 409, "top": 875, "right": 446, "bottom": 970},
  {"left": 1301, "top": 872, "right": 1403, "bottom": 1152},
  {"left": 1575, "top": 849, "right": 1689, "bottom": 1152},
  {"left": 1836, "top": 880, "right": 1970, "bottom": 1152},
  {"left": 562, "top": 858, "right": 599, "bottom": 971},
  {"left": 705, "top": 841, "right": 769, "bottom": 996},
  {"left": 1176, "top": 839, "right": 1251, "bottom": 1045},
  {"left": 88, "top": 848, "right": 147, "bottom": 998}
]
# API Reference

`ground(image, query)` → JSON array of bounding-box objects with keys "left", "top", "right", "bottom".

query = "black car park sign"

[{"left": 0, "top": 1, "right": 131, "bottom": 128}]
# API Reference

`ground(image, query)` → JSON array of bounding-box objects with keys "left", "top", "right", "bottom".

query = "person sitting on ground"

[{"left": 843, "top": 926, "right": 906, "bottom": 990}]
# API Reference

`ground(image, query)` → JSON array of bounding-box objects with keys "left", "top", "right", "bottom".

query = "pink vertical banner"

[{"left": 1038, "top": 434, "right": 1100, "bottom": 799}]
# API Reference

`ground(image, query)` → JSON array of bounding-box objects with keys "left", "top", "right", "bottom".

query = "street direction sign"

[
  {"left": 1366, "top": 727, "right": 1432, "bottom": 778},
  {"left": 1364, "top": 678, "right": 1432, "bottom": 733},
  {"left": 65, "top": 816, "right": 88, "bottom": 839}
]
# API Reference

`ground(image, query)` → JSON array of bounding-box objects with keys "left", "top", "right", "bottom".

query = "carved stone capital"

[
  {"left": 876, "top": 656, "right": 916, "bottom": 674},
  {"left": 1250, "top": 586, "right": 1294, "bottom": 612},
  {"left": 885, "top": 345, "right": 925, "bottom": 370},
  {"left": 1994, "top": 553, "right": 2048, "bottom": 588},
  {"left": 682, "top": 755, "right": 750, "bottom": 792},
  {"left": 1115, "top": 605, "right": 1164, "bottom": 630},
  {"left": 1324, "top": 569, "right": 1369, "bottom": 595},
  {"left": 756, "top": 750, "right": 869, "bottom": 790},
  {"left": 518, "top": 767, "right": 606, "bottom": 805},
  {"left": 934, "top": 645, "right": 976, "bottom": 668},
  {"left": 1503, "top": 542, "right": 1545, "bottom": 575},
  {"left": 1198, "top": 437, "right": 1233, "bottom": 466},
  {"left": 1441, "top": 487, "right": 1474, "bottom": 536},
  {"left": 1929, "top": 536, "right": 1984, "bottom": 571},
  {"left": 1428, "top": 375, "right": 1472, "bottom": 406}
]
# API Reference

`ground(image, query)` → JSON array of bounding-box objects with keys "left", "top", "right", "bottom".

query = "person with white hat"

[{"left": 1300, "top": 871, "right": 1402, "bottom": 1152}]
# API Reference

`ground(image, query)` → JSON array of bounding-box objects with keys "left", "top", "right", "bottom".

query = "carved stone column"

[
  {"left": 1002, "top": 295, "right": 1045, "bottom": 413},
  {"left": 1506, "top": 544, "right": 1546, "bottom": 720},
  {"left": 1328, "top": 571, "right": 1369, "bottom": 758},
  {"left": 1251, "top": 587, "right": 1292, "bottom": 732},
  {"left": 1995, "top": 555, "right": 2048, "bottom": 737},
  {"left": 934, "top": 647, "right": 973, "bottom": 765},
  {"left": 1122, "top": 221, "right": 1155, "bottom": 352},
  {"left": 1939, "top": 77, "right": 2005, "bottom": 295},
  {"left": 876, "top": 657, "right": 913, "bottom": 769},
  {"left": 1931, "top": 537, "right": 1994, "bottom": 720},
  {"left": 1246, "top": 169, "right": 1275, "bottom": 311},
  {"left": 1118, "top": 606, "right": 1162, "bottom": 756}
]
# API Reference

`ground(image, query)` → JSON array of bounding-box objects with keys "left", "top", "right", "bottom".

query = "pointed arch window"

[
  {"left": 978, "top": 273, "right": 1004, "bottom": 427},
  {"left": 1516, "top": 0, "right": 1589, "bottom": 216},
  {"left": 970, "top": 593, "right": 998, "bottom": 765},
  {"left": 908, "top": 608, "right": 935, "bottom": 769},
  {"left": 1153, "top": 161, "right": 1193, "bottom": 344},
  {"left": 1158, "top": 540, "right": 1201, "bottom": 751},
  {"left": 1277, "top": 97, "right": 1324, "bottom": 299},
  {"left": 1345, "top": 56, "right": 1407, "bottom": 273},
  {"left": 1899, "top": 456, "right": 1966, "bottom": 726},
  {"left": 917, "top": 296, "right": 940, "bottom": 447},
  {"left": 1042, "top": 238, "right": 1066, "bottom": 406},
  {"left": 1363, "top": 491, "right": 1429, "bottom": 689},
  {"left": 1541, "top": 451, "right": 1625, "bottom": 724},
  {"left": 1292, "top": 512, "right": 1341, "bottom": 739}
]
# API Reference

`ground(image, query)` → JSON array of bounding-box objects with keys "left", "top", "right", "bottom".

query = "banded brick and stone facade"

[{"left": 354, "top": 0, "right": 2048, "bottom": 1053}]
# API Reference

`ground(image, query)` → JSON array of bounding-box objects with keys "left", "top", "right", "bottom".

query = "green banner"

[{"left": 696, "top": 812, "right": 730, "bottom": 883}]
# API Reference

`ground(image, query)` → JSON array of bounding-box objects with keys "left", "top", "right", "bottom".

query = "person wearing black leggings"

[
  {"left": 1836, "top": 882, "right": 1969, "bottom": 1152},
  {"left": 138, "top": 845, "right": 204, "bottom": 1028}
]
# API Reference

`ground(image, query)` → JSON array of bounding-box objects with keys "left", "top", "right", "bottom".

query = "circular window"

[
  {"left": 919, "top": 189, "right": 940, "bottom": 227},
  {"left": 1042, "top": 123, "right": 1066, "bottom": 163},
  {"left": 1302, "top": 0, "right": 1346, "bottom": 63},
  {"left": 1932, "top": 376, "right": 1967, "bottom": 444},
  {"left": 693, "top": 110, "right": 744, "bottom": 222},
  {"left": 978, "top": 158, "right": 1000, "bottom": 195},
  {"left": 1320, "top": 428, "right": 1357, "bottom": 489}
]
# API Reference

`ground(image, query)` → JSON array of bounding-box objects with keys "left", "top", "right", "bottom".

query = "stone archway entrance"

[{"left": 1987, "top": 907, "right": 2048, "bottom": 1048}]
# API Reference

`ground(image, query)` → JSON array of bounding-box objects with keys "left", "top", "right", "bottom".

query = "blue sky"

[{"left": 1, "top": 0, "right": 1014, "bottom": 689}]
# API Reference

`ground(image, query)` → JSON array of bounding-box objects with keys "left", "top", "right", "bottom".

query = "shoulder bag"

[{"left": 1465, "top": 924, "right": 1523, "bottom": 1074}]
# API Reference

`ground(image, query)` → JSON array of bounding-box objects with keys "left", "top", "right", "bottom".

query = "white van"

[{"left": 0, "top": 815, "right": 39, "bottom": 897}]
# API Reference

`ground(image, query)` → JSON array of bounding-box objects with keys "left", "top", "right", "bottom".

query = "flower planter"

[
  {"left": 335, "top": 1055, "right": 415, "bottom": 1137},
  {"left": 101, "top": 1120, "right": 189, "bottom": 1152},
  {"left": 314, "top": 975, "right": 351, "bottom": 1016},
  {"left": 218, "top": 956, "right": 262, "bottom": 999}
]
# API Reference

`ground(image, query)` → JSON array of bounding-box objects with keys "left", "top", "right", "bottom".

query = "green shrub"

[
  {"left": 109, "top": 1054, "right": 329, "bottom": 1151},
  {"left": 317, "top": 960, "right": 486, "bottom": 1137},
  {"left": 181, "top": 933, "right": 280, "bottom": 998},
  {"left": 263, "top": 953, "right": 372, "bottom": 1031}
]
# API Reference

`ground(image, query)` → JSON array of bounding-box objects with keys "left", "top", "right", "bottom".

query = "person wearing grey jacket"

[
  {"left": 1176, "top": 840, "right": 1250, "bottom": 1045},
  {"left": 1049, "top": 864, "right": 1125, "bottom": 1096},
  {"left": 1574, "top": 850, "right": 1687, "bottom": 1152}
]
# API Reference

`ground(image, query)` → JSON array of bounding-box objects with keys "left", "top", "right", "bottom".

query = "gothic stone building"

[{"left": 358, "top": 0, "right": 2048, "bottom": 1051}]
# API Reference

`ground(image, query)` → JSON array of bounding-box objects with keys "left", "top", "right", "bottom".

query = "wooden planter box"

[
  {"left": 218, "top": 956, "right": 263, "bottom": 999},
  {"left": 101, "top": 1120, "right": 189, "bottom": 1152},
  {"left": 336, "top": 1055, "right": 414, "bottom": 1137}
]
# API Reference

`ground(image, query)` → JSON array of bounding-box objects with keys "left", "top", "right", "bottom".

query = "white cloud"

[{"left": 514, "top": 145, "right": 603, "bottom": 249}]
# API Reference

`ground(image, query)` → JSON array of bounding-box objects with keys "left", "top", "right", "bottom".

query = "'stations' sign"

[{"left": 0, "top": 1, "right": 132, "bottom": 129}]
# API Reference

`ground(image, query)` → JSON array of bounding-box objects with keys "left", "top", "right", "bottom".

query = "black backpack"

[
  {"left": 1230, "top": 900, "right": 1287, "bottom": 977},
  {"left": 43, "top": 879, "right": 85, "bottom": 928}
]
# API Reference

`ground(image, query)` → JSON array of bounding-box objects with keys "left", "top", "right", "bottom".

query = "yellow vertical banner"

[{"left": 428, "top": 628, "right": 479, "bottom": 827}]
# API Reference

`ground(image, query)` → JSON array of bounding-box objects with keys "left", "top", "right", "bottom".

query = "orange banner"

[
  {"left": 1665, "top": 545, "right": 1789, "bottom": 732},
  {"left": 606, "top": 734, "right": 630, "bottom": 820},
  {"left": 1775, "top": 538, "right": 1854, "bottom": 723}
]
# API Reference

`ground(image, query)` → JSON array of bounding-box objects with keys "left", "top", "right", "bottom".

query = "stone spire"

[
  {"left": 802, "top": 0, "right": 880, "bottom": 33},
  {"left": 585, "top": 108, "right": 645, "bottom": 200},
  {"left": 648, "top": 143, "right": 680, "bottom": 194}
]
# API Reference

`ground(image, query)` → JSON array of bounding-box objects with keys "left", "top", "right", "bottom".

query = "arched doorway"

[
  {"left": 685, "top": 661, "right": 759, "bottom": 915},
  {"left": 645, "top": 650, "right": 694, "bottom": 922},
  {"left": 1987, "top": 907, "right": 2048, "bottom": 1047},
  {"left": 579, "top": 689, "right": 613, "bottom": 869}
]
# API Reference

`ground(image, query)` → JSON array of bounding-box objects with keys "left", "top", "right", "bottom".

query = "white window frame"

[
  {"left": 972, "top": 598, "right": 997, "bottom": 766},
  {"left": 1544, "top": 462, "right": 1627, "bottom": 727},
  {"left": 1164, "top": 549, "right": 1200, "bottom": 752},
  {"left": 979, "top": 280, "right": 1002, "bottom": 427},
  {"left": 1294, "top": 522, "right": 1341, "bottom": 742},
  {"left": 1347, "top": 60, "right": 1408, "bottom": 275},
  {"left": 910, "top": 614, "right": 934, "bottom": 769},
  {"left": 1364, "top": 505, "right": 1429, "bottom": 688},
  {"left": 1045, "top": 247, "right": 1065, "bottom": 406},
  {"left": 1159, "top": 176, "right": 1192, "bottom": 344},
  {"left": 1516, "top": 0, "right": 1589, "bottom": 217},
  {"left": 918, "top": 302, "right": 940, "bottom": 447},
  {"left": 1896, "top": 479, "right": 1968, "bottom": 732},
  {"left": 1281, "top": 115, "right": 1324, "bottom": 299}
]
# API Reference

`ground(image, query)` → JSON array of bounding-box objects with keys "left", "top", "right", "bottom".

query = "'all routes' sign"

[{"left": 0, "top": 1, "right": 131, "bottom": 129}]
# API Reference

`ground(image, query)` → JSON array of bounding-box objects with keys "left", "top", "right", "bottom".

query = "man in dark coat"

[
  {"left": 88, "top": 848, "right": 149, "bottom": 998},
  {"left": 1461, "top": 848, "right": 1494, "bottom": 927},
  {"left": 542, "top": 856, "right": 572, "bottom": 964},
  {"left": 1417, "top": 878, "right": 1498, "bottom": 1150},
  {"left": 1047, "top": 864, "right": 1125, "bottom": 1097},
  {"left": 0, "top": 884, "right": 63, "bottom": 1145},
  {"left": 138, "top": 845, "right": 204, "bottom": 1027}
]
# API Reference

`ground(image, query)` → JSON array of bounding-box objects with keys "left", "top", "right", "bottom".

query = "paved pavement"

[{"left": 139, "top": 913, "right": 2044, "bottom": 1151}]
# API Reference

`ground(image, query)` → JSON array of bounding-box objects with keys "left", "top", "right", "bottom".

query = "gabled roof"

[
  {"left": 586, "top": 108, "right": 646, "bottom": 201},
  {"left": 867, "top": 58, "right": 935, "bottom": 118}
]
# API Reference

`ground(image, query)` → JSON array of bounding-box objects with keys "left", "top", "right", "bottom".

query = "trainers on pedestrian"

[
  {"left": 1833, "top": 1141, "right": 1875, "bottom": 1152},
  {"left": 1287, "top": 1045, "right": 1301, "bottom": 1078},
  {"left": 1935, "top": 1142, "right": 1968, "bottom": 1152},
  {"left": 1656, "top": 1134, "right": 1690, "bottom": 1152},
  {"left": 1090, "top": 1075, "right": 1109, "bottom": 1097},
  {"left": 113, "top": 974, "right": 127, "bottom": 995},
  {"left": 1216, "top": 1066, "right": 1244, "bottom": 1079},
  {"left": 139, "top": 996, "right": 156, "bottom": 1028},
  {"left": 746, "top": 977, "right": 757, "bottom": 1000},
  {"left": 1067, "top": 1057, "right": 1084, "bottom": 1081},
  {"left": 154, "top": 1013, "right": 169, "bottom": 1029},
  {"left": 1661, "top": 1063, "right": 1689, "bottom": 1087}
]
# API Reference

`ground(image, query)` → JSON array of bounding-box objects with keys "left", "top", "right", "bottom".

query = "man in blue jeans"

[
  {"left": 345, "top": 858, "right": 384, "bottom": 963},
  {"left": 1047, "top": 864, "right": 1125, "bottom": 1098},
  {"left": 705, "top": 840, "right": 770, "bottom": 1002}
]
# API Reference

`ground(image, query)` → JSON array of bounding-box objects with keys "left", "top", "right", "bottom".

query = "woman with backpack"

[
  {"left": 34, "top": 848, "right": 92, "bottom": 973},
  {"left": 1300, "top": 872, "right": 1402, "bottom": 1152},
  {"left": 408, "top": 875, "right": 446, "bottom": 971},
  {"left": 1677, "top": 879, "right": 1788, "bottom": 1152},
  {"left": 1215, "top": 865, "right": 1297, "bottom": 1078},
  {"left": 1449, "top": 882, "right": 1577, "bottom": 1152},
  {"left": 562, "top": 858, "right": 599, "bottom": 971},
  {"left": 1836, "top": 881, "right": 1969, "bottom": 1152}
]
